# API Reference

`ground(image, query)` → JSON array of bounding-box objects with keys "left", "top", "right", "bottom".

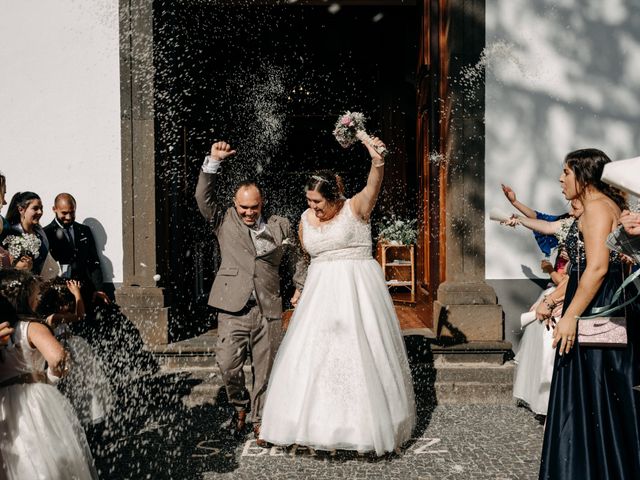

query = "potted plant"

[{"left": 376, "top": 216, "right": 418, "bottom": 245}]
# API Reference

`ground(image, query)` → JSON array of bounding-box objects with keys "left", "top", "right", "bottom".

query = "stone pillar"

[
  {"left": 431, "top": 0, "right": 510, "bottom": 363},
  {"left": 116, "top": 0, "right": 170, "bottom": 346}
]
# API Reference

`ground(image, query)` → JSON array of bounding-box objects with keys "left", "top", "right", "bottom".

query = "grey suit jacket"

[{"left": 195, "top": 171, "right": 307, "bottom": 318}]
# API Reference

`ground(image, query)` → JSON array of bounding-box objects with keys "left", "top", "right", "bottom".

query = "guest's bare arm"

[
  {"left": 67, "top": 280, "right": 85, "bottom": 320},
  {"left": 506, "top": 215, "right": 564, "bottom": 235},
  {"left": 27, "top": 322, "right": 69, "bottom": 377}
]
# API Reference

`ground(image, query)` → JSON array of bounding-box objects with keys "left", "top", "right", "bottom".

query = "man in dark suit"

[
  {"left": 196, "top": 141, "right": 307, "bottom": 446},
  {"left": 44, "top": 193, "right": 109, "bottom": 306}
]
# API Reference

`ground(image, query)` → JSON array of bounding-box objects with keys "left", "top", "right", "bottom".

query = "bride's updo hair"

[
  {"left": 305, "top": 170, "right": 345, "bottom": 203},
  {"left": 564, "top": 148, "right": 627, "bottom": 211}
]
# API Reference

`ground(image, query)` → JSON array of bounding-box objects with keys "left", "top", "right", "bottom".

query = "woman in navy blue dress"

[{"left": 538, "top": 149, "right": 640, "bottom": 479}]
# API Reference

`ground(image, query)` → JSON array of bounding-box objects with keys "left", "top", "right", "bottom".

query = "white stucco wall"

[
  {"left": 0, "top": 0, "right": 122, "bottom": 283},
  {"left": 485, "top": 0, "right": 640, "bottom": 280}
]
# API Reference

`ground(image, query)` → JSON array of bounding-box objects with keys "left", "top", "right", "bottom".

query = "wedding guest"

[
  {"left": 539, "top": 149, "right": 639, "bottom": 480},
  {"left": 0, "top": 269, "right": 97, "bottom": 480},
  {"left": 260, "top": 137, "right": 416, "bottom": 455},
  {"left": 0, "top": 173, "right": 11, "bottom": 269},
  {"left": 513, "top": 252, "right": 568, "bottom": 416},
  {"left": 37, "top": 277, "right": 114, "bottom": 427},
  {"left": 44, "top": 193, "right": 110, "bottom": 307},
  {"left": 501, "top": 201, "right": 580, "bottom": 416},
  {"left": 4, "top": 192, "right": 49, "bottom": 274}
]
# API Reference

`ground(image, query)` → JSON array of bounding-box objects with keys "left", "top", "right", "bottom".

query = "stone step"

[
  {"left": 153, "top": 332, "right": 516, "bottom": 406},
  {"left": 431, "top": 360, "right": 515, "bottom": 404},
  {"left": 164, "top": 361, "right": 517, "bottom": 407},
  {"left": 433, "top": 359, "right": 515, "bottom": 383},
  {"left": 157, "top": 353, "right": 216, "bottom": 370}
]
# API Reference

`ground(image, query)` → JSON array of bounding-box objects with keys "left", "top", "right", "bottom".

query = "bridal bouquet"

[
  {"left": 377, "top": 216, "right": 418, "bottom": 245},
  {"left": 332, "top": 111, "right": 389, "bottom": 157},
  {"left": 2, "top": 233, "right": 41, "bottom": 260}
]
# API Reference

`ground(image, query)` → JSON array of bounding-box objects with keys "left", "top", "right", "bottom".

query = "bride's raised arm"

[{"left": 351, "top": 137, "right": 386, "bottom": 221}]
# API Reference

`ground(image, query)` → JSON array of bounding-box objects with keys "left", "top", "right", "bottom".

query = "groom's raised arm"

[{"left": 195, "top": 141, "right": 236, "bottom": 230}]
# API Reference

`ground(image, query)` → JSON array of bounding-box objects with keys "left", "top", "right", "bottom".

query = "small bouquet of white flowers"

[
  {"left": 2, "top": 233, "right": 41, "bottom": 260},
  {"left": 332, "top": 111, "right": 388, "bottom": 157},
  {"left": 377, "top": 216, "right": 418, "bottom": 245}
]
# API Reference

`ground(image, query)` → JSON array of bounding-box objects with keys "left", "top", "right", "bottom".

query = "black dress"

[{"left": 539, "top": 221, "right": 640, "bottom": 479}]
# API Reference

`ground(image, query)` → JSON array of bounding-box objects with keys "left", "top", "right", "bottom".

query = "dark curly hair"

[
  {"left": 305, "top": 170, "right": 346, "bottom": 203},
  {"left": 564, "top": 149, "right": 627, "bottom": 211},
  {"left": 37, "top": 277, "right": 76, "bottom": 317}
]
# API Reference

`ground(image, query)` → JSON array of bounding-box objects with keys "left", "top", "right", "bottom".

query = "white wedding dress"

[
  {"left": 260, "top": 199, "right": 416, "bottom": 455},
  {"left": 0, "top": 321, "right": 97, "bottom": 479}
]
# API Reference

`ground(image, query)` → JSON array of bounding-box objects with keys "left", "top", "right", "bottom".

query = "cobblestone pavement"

[
  {"left": 90, "top": 371, "right": 544, "bottom": 480},
  {"left": 203, "top": 405, "right": 543, "bottom": 480}
]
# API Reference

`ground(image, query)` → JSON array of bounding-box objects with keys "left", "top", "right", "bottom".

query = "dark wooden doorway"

[{"left": 153, "top": 2, "right": 423, "bottom": 340}]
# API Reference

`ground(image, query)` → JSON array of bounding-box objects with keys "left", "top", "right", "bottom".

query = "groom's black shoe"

[{"left": 254, "top": 424, "right": 271, "bottom": 448}]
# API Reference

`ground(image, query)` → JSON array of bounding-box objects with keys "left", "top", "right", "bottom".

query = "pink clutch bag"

[{"left": 578, "top": 317, "right": 627, "bottom": 348}]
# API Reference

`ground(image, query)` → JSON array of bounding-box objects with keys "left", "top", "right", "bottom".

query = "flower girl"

[
  {"left": 37, "top": 277, "right": 114, "bottom": 427},
  {"left": 0, "top": 269, "right": 97, "bottom": 480}
]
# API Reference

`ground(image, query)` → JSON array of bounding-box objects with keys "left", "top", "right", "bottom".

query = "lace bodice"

[
  {"left": 0, "top": 321, "right": 46, "bottom": 383},
  {"left": 565, "top": 219, "right": 621, "bottom": 271},
  {"left": 301, "top": 199, "right": 372, "bottom": 262}
]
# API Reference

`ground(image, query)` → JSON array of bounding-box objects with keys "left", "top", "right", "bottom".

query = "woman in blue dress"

[{"left": 537, "top": 149, "right": 640, "bottom": 479}]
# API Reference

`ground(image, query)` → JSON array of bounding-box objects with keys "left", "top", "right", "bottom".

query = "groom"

[{"left": 195, "top": 141, "right": 306, "bottom": 446}]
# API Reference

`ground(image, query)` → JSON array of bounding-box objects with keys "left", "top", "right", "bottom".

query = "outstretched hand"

[
  {"left": 501, "top": 184, "right": 516, "bottom": 203},
  {"left": 66, "top": 280, "right": 82, "bottom": 298},
  {"left": 210, "top": 141, "right": 237, "bottom": 162},
  {"left": 500, "top": 214, "right": 519, "bottom": 227}
]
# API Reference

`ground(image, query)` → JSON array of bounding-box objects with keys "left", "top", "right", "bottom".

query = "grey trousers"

[{"left": 216, "top": 306, "right": 283, "bottom": 424}]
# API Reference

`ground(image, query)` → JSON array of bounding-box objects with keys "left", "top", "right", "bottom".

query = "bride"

[{"left": 259, "top": 136, "right": 416, "bottom": 455}]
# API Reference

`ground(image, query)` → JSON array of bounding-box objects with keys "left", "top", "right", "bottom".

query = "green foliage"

[{"left": 377, "top": 216, "right": 418, "bottom": 245}]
